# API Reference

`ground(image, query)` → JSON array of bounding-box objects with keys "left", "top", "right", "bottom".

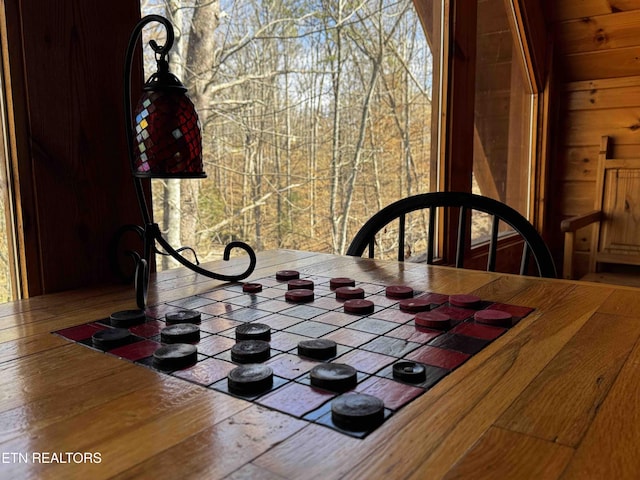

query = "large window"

[
  {"left": 471, "top": 0, "right": 535, "bottom": 243},
  {"left": 140, "top": 0, "right": 442, "bottom": 268},
  {"left": 0, "top": 0, "right": 547, "bottom": 299},
  {"left": 138, "top": 0, "right": 541, "bottom": 271}
]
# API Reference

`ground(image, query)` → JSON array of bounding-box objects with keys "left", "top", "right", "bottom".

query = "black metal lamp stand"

[{"left": 117, "top": 15, "right": 256, "bottom": 309}]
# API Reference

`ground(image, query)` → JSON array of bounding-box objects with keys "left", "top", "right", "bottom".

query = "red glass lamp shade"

[
  {"left": 132, "top": 88, "right": 205, "bottom": 178},
  {"left": 118, "top": 15, "right": 257, "bottom": 308}
]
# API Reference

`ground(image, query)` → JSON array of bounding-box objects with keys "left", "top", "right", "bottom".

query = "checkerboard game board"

[{"left": 53, "top": 271, "right": 533, "bottom": 438}]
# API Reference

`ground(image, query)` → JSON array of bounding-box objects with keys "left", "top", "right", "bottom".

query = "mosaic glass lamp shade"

[
  {"left": 131, "top": 59, "right": 205, "bottom": 178},
  {"left": 116, "top": 15, "right": 255, "bottom": 310}
]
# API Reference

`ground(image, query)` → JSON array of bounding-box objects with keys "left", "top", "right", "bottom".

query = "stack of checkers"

[
  {"left": 310, "top": 363, "right": 357, "bottom": 392},
  {"left": 160, "top": 324, "right": 200, "bottom": 344},
  {"left": 99, "top": 309, "right": 203, "bottom": 372},
  {"left": 227, "top": 322, "right": 273, "bottom": 393},
  {"left": 298, "top": 339, "right": 337, "bottom": 360},
  {"left": 152, "top": 309, "right": 203, "bottom": 371},
  {"left": 64, "top": 268, "right": 531, "bottom": 438},
  {"left": 284, "top": 275, "right": 315, "bottom": 303}
]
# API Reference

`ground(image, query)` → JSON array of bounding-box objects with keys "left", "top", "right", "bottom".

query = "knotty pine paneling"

[
  {"left": 552, "top": 86, "right": 640, "bottom": 273},
  {"left": 558, "top": 181, "right": 594, "bottom": 216},
  {"left": 566, "top": 85, "right": 640, "bottom": 110},
  {"left": 554, "top": 10, "right": 640, "bottom": 55},
  {"left": 561, "top": 107, "right": 640, "bottom": 145},
  {"left": 563, "top": 46, "right": 640, "bottom": 81},
  {"left": 548, "top": 0, "right": 640, "bottom": 23},
  {"left": 10, "top": 1, "right": 144, "bottom": 294},
  {"left": 548, "top": 1, "right": 640, "bottom": 277},
  {"left": 555, "top": 146, "right": 599, "bottom": 182}
]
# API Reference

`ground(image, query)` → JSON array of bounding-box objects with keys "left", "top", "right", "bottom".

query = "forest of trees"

[
  {"left": 0, "top": 0, "right": 436, "bottom": 303},
  {"left": 141, "top": 0, "right": 436, "bottom": 270}
]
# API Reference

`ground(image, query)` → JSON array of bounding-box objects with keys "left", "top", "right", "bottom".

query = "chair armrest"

[
  {"left": 561, "top": 210, "right": 602, "bottom": 232},
  {"left": 561, "top": 210, "right": 602, "bottom": 279}
]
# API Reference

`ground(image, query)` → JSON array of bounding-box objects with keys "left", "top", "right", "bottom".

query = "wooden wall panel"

[
  {"left": 554, "top": 10, "right": 640, "bottom": 55},
  {"left": 561, "top": 108, "right": 640, "bottom": 145},
  {"left": 548, "top": 0, "right": 640, "bottom": 23},
  {"left": 558, "top": 181, "right": 594, "bottom": 216},
  {"left": 548, "top": 2, "right": 640, "bottom": 277},
  {"left": 556, "top": 146, "right": 599, "bottom": 181},
  {"left": 563, "top": 47, "right": 640, "bottom": 81},
  {"left": 566, "top": 84, "right": 640, "bottom": 110},
  {"left": 6, "top": 1, "right": 144, "bottom": 294}
]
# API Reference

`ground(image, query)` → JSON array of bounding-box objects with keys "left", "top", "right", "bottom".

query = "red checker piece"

[
  {"left": 385, "top": 285, "right": 414, "bottom": 299},
  {"left": 420, "top": 293, "right": 449, "bottom": 305},
  {"left": 399, "top": 298, "right": 432, "bottom": 313},
  {"left": 285, "top": 288, "right": 314, "bottom": 303},
  {"left": 242, "top": 282, "right": 263, "bottom": 293},
  {"left": 474, "top": 309, "right": 513, "bottom": 327},
  {"left": 330, "top": 277, "right": 356, "bottom": 290},
  {"left": 415, "top": 311, "right": 452, "bottom": 330},
  {"left": 276, "top": 270, "right": 300, "bottom": 281},
  {"left": 344, "top": 299, "right": 375, "bottom": 314},
  {"left": 449, "top": 294, "right": 481, "bottom": 308},
  {"left": 288, "top": 279, "right": 315, "bottom": 290},
  {"left": 335, "top": 286, "right": 365, "bottom": 300}
]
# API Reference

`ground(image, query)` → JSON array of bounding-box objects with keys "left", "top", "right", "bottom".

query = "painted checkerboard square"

[{"left": 53, "top": 272, "right": 533, "bottom": 439}]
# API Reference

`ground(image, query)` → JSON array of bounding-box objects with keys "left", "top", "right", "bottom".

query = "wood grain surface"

[{"left": 0, "top": 250, "right": 636, "bottom": 479}]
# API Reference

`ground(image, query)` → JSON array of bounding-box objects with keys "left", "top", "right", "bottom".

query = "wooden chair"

[
  {"left": 561, "top": 136, "right": 640, "bottom": 282},
  {"left": 346, "top": 191, "right": 557, "bottom": 278}
]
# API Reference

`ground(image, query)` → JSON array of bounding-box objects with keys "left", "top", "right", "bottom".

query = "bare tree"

[{"left": 139, "top": 0, "right": 434, "bottom": 264}]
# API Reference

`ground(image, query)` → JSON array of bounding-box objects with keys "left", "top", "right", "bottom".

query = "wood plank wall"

[
  {"left": 6, "top": 0, "right": 638, "bottom": 292},
  {"left": 5, "top": 1, "right": 144, "bottom": 295},
  {"left": 546, "top": 0, "right": 640, "bottom": 277}
]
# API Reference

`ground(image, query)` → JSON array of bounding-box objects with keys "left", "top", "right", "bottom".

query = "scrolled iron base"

[
  {"left": 111, "top": 222, "right": 257, "bottom": 309},
  {"left": 116, "top": 15, "right": 257, "bottom": 309}
]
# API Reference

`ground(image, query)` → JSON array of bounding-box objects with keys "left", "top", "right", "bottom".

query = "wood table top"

[{"left": 0, "top": 249, "right": 638, "bottom": 479}]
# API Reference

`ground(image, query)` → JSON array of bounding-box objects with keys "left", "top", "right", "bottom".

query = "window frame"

[
  {"left": 423, "top": 0, "right": 549, "bottom": 270},
  {"left": 0, "top": 1, "right": 31, "bottom": 300}
]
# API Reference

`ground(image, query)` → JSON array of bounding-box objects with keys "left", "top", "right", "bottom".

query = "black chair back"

[{"left": 346, "top": 192, "right": 557, "bottom": 278}]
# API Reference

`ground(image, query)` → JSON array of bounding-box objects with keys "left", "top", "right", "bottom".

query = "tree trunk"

[
  {"left": 328, "top": 1, "right": 344, "bottom": 255},
  {"left": 182, "top": 0, "right": 220, "bottom": 254}
]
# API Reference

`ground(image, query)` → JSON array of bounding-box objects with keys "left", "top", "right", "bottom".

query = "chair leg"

[
  {"left": 487, "top": 215, "right": 499, "bottom": 272},
  {"left": 456, "top": 207, "right": 467, "bottom": 268},
  {"left": 520, "top": 243, "right": 530, "bottom": 275},
  {"left": 563, "top": 232, "right": 575, "bottom": 279},
  {"left": 427, "top": 207, "right": 435, "bottom": 264},
  {"left": 399, "top": 214, "right": 406, "bottom": 261}
]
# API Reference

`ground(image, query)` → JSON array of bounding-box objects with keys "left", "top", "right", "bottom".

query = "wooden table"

[{"left": 0, "top": 249, "right": 638, "bottom": 479}]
